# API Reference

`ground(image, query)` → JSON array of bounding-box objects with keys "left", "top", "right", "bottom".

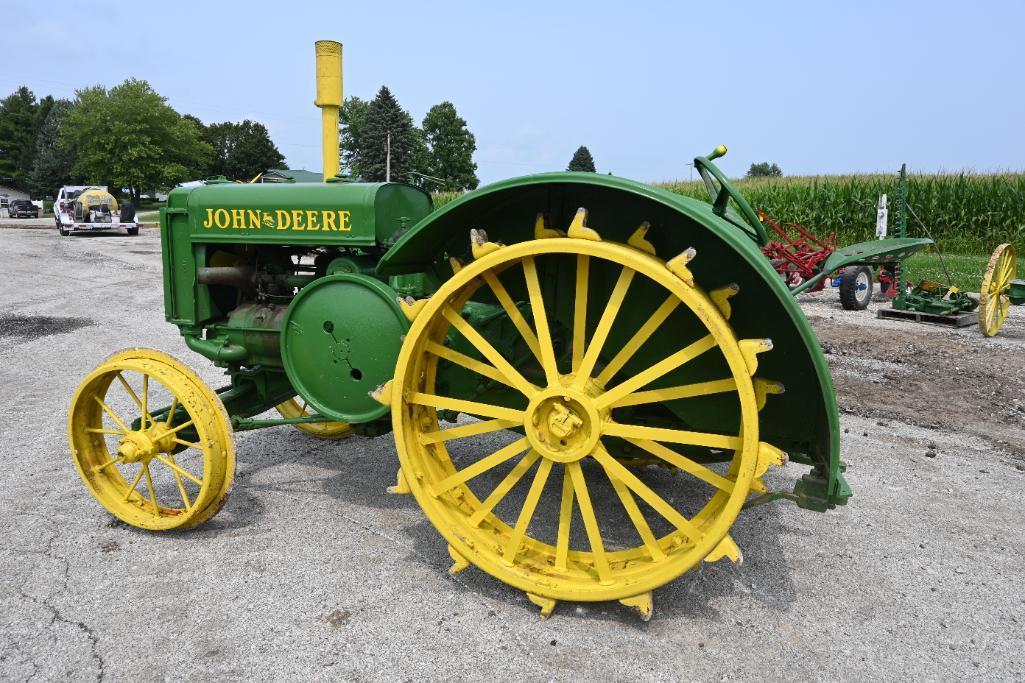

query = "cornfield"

[{"left": 432, "top": 174, "right": 1025, "bottom": 255}]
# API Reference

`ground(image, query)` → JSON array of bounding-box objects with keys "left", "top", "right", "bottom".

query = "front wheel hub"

[{"left": 525, "top": 386, "right": 602, "bottom": 463}]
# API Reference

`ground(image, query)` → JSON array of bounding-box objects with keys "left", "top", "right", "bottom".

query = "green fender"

[{"left": 379, "top": 173, "right": 849, "bottom": 509}]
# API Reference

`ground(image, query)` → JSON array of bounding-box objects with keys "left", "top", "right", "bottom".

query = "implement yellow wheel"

[
  {"left": 979, "top": 243, "right": 1016, "bottom": 337},
  {"left": 393, "top": 233, "right": 774, "bottom": 609},
  {"left": 68, "top": 349, "right": 234, "bottom": 530},
  {"left": 275, "top": 398, "right": 352, "bottom": 439}
]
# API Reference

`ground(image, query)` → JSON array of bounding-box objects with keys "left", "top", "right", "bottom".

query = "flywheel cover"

[{"left": 280, "top": 274, "right": 408, "bottom": 423}]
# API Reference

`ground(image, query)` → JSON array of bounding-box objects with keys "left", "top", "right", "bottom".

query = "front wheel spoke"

[
  {"left": 152, "top": 419, "right": 195, "bottom": 441},
  {"left": 610, "top": 378, "right": 738, "bottom": 408},
  {"left": 155, "top": 455, "right": 203, "bottom": 486},
  {"left": 408, "top": 392, "right": 525, "bottom": 423},
  {"left": 554, "top": 466, "right": 575, "bottom": 570},
  {"left": 425, "top": 340, "right": 517, "bottom": 390},
  {"left": 571, "top": 254, "right": 590, "bottom": 373},
  {"left": 596, "top": 294, "right": 680, "bottom": 386},
  {"left": 441, "top": 306, "right": 538, "bottom": 397},
  {"left": 626, "top": 438, "right": 736, "bottom": 493},
  {"left": 94, "top": 396, "right": 131, "bottom": 434},
  {"left": 142, "top": 463, "right": 159, "bottom": 516},
  {"left": 521, "top": 257, "right": 561, "bottom": 385},
  {"left": 93, "top": 457, "right": 121, "bottom": 473},
  {"left": 428, "top": 437, "right": 530, "bottom": 497},
  {"left": 123, "top": 466, "right": 146, "bottom": 501},
  {"left": 165, "top": 453, "right": 192, "bottom": 511},
  {"left": 481, "top": 270, "right": 544, "bottom": 364},
  {"left": 597, "top": 334, "right": 718, "bottom": 410},
  {"left": 606, "top": 471, "right": 667, "bottom": 561},
  {"left": 115, "top": 373, "right": 154, "bottom": 428},
  {"left": 172, "top": 437, "right": 202, "bottom": 451},
  {"left": 419, "top": 418, "right": 519, "bottom": 445},
  {"left": 503, "top": 458, "right": 554, "bottom": 563},
  {"left": 592, "top": 446, "right": 702, "bottom": 543},
  {"left": 574, "top": 266, "right": 635, "bottom": 386},
  {"left": 164, "top": 397, "right": 179, "bottom": 426},
  {"left": 468, "top": 450, "right": 541, "bottom": 527},
  {"left": 86, "top": 427, "right": 125, "bottom": 436},
  {"left": 566, "top": 462, "right": 612, "bottom": 583},
  {"left": 603, "top": 422, "right": 742, "bottom": 451}
]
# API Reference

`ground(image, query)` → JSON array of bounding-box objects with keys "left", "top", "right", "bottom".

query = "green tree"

[
  {"left": 422, "top": 101, "right": 478, "bottom": 191},
  {"left": 339, "top": 96, "right": 369, "bottom": 178},
  {"left": 746, "top": 162, "right": 782, "bottom": 178},
  {"left": 62, "top": 79, "right": 211, "bottom": 201},
  {"left": 0, "top": 86, "right": 41, "bottom": 188},
  {"left": 567, "top": 146, "right": 596, "bottom": 172},
  {"left": 357, "top": 86, "right": 417, "bottom": 182},
  {"left": 202, "top": 119, "right": 285, "bottom": 180},
  {"left": 29, "top": 99, "right": 77, "bottom": 197}
]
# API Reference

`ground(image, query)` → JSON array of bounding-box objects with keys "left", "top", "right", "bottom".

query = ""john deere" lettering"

[{"left": 201, "top": 208, "right": 353, "bottom": 232}]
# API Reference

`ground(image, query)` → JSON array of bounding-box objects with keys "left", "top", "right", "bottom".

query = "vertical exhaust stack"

[{"left": 314, "top": 40, "right": 343, "bottom": 182}]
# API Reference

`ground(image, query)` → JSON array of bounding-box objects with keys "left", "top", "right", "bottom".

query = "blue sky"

[{"left": 2, "top": 0, "right": 1021, "bottom": 184}]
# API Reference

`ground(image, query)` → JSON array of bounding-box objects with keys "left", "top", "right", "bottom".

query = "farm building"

[{"left": 259, "top": 168, "right": 322, "bottom": 183}]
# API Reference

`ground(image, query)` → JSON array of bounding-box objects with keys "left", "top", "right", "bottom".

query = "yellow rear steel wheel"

[
  {"left": 275, "top": 398, "right": 352, "bottom": 439},
  {"left": 392, "top": 237, "right": 764, "bottom": 604},
  {"left": 979, "top": 243, "right": 1016, "bottom": 337},
  {"left": 68, "top": 349, "right": 234, "bottom": 530}
]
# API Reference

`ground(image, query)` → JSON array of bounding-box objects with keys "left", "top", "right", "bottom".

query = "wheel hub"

[
  {"left": 117, "top": 425, "right": 174, "bottom": 464},
  {"left": 525, "top": 386, "right": 603, "bottom": 463}
]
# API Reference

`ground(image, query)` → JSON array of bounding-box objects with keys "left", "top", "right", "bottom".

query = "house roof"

[{"left": 264, "top": 168, "right": 323, "bottom": 183}]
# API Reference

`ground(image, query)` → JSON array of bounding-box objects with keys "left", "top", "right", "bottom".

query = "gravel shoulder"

[{"left": 1, "top": 230, "right": 1022, "bottom": 681}]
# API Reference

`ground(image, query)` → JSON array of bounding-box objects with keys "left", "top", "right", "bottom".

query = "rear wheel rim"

[{"left": 393, "top": 237, "right": 762, "bottom": 601}]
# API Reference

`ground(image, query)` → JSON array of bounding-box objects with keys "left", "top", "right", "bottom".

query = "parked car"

[{"left": 9, "top": 199, "right": 40, "bottom": 218}]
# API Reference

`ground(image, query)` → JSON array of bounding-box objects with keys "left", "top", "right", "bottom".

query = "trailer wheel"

[
  {"left": 127, "top": 226, "right": 139, "bottom": 236},
  {"left": 58, "top": 221, "right": 70, "bottom": 237},
  {"left": 839, "top": 265, "right": 873, "bottom": 310}
]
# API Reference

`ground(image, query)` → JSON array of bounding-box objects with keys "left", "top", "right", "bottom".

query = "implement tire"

[{"left": 839, "top": 265, "right": 873, "bottom": 310}]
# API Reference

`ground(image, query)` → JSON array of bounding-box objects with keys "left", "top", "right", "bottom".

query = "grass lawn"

[{"left": 901, "top": 251, "right": 991, "bottom": 292}]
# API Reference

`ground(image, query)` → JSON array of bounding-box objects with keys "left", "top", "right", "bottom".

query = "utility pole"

[{"left": 385, "top": 131, "right": 391, "bottom": 183}]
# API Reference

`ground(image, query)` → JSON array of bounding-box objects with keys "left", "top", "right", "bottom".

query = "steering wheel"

[{"left": 694, "top": 145, "right": 769, "bottom": 246}]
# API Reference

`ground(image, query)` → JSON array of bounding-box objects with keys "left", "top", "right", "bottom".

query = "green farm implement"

[{"left": 66, "top": 40, "right": 929, "bottom": 619}]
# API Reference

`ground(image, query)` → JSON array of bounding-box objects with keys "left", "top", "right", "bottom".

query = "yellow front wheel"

[
  {"left": 979, "top": 243, "right": 1015, "bottom": 337},
  {"left": 68, "top": 349, "right": 234, "bottom": 530},
  {"left": 275, "top": 398, "right": 352, "bottom": 439}
]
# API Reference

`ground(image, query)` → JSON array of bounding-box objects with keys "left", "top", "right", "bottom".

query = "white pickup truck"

[{"left": 54, "top": 185, "right": 139, "bottom": 236}]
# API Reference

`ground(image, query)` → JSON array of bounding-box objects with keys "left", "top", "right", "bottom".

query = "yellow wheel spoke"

[
  {"left": 441, "top": 306, "right": 538, "bottom": 397},
  {"left": 419, "top": 418, "right": 519, "bottom": 445},
  {"left": 123, "top": 466, "right": 146, "bottom": 501},
  {"left": 604, "top": 422, "right": 742, "bottom": 450},
  {"left": 481, "top": 270, "right": 543, "bottom": 364},
  {"left": 116, "top": 372, "right": 155, "bottom": 428},
  {"left": 165, "top": 453, "right": 193, "bottom": 511},
  {"left": 566, "top": 462, "right": 612, "bottom": 584},
  {"left": 503, "top": 458, "right": 553, "bottom": 563},
  {"left": 86, "top": 427, "right": 125, "bottom": 436},
  {"left": 574, "top": 266, "right": 635, "bottom": 386},
  {"left": 408, "top": 392, "right": 525, "bottom": 423},
  {"left": 155, "top": 454, "right": 203, "bottom": 486},
  {"left": 626, "top": 439, "right": 736, "bottom": 493},
  {"left": 571, "top": 255, "right": 589, "bottom": 373},
  {"left": 426, "top": 340, "right": 517, "bottom": 390},
  {"left": 596, "top": 295, "right": 680, "bottom": 386},
  {"left": 172, "top": 437, "right": 202, "bottom": 450},
  {"left": 609, "top": 378, "right": 737, "bottom": 408},
  {"left": 93, "top": 457, "right": 121, "bottom": 472},
  {"left": 521, "top": 257, "right": 561, "bottom": 384},
  {"left": 596, "top": 334, "right": 718, "bottom": 410},
  {"left": 468, "top": 450, "right": 541, "bottom": 527},
  {"left": 428, "top": 437, "right": 530, "bottom": 497},
  {"left": 152, "top": 419, "right": 195, "bottom": 441},
  {"left": 94, "top": 396, "right": 132, "bottom": 434},
  {"left": 142, "top": 462, "right": 159, "bottom": 516},
  {"left": 605, "top": 470, "right": 666, "bottom": 561},
  {"left": 165, "top": 397, "right": 178, "bottom": 426},
  {"left": 554, "top": 465, "right": 575, "bottom": 570},
  {"left": 593, "top": 445, "right": 702, "bottom": 543}
]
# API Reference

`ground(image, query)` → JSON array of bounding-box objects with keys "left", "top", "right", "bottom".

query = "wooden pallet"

[{"left": 876, "top": 307, "right": 977, "bottom": 328}]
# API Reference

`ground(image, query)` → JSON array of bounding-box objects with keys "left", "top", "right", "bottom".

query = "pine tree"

[
  {"left": 357, "top": 87, "right": 417, "bottom": 182},
  {"left": 29, "top": 99, "right": 77, "bottom": 197},
  {"left": 567, "top": 146, "right": 596, "bottom": 172},
  {"left": 422, "top": 101, "right": 478, "bottom": 191},
  {"left": 0, "top": 86, "right": 40, "bottom": 188}
]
